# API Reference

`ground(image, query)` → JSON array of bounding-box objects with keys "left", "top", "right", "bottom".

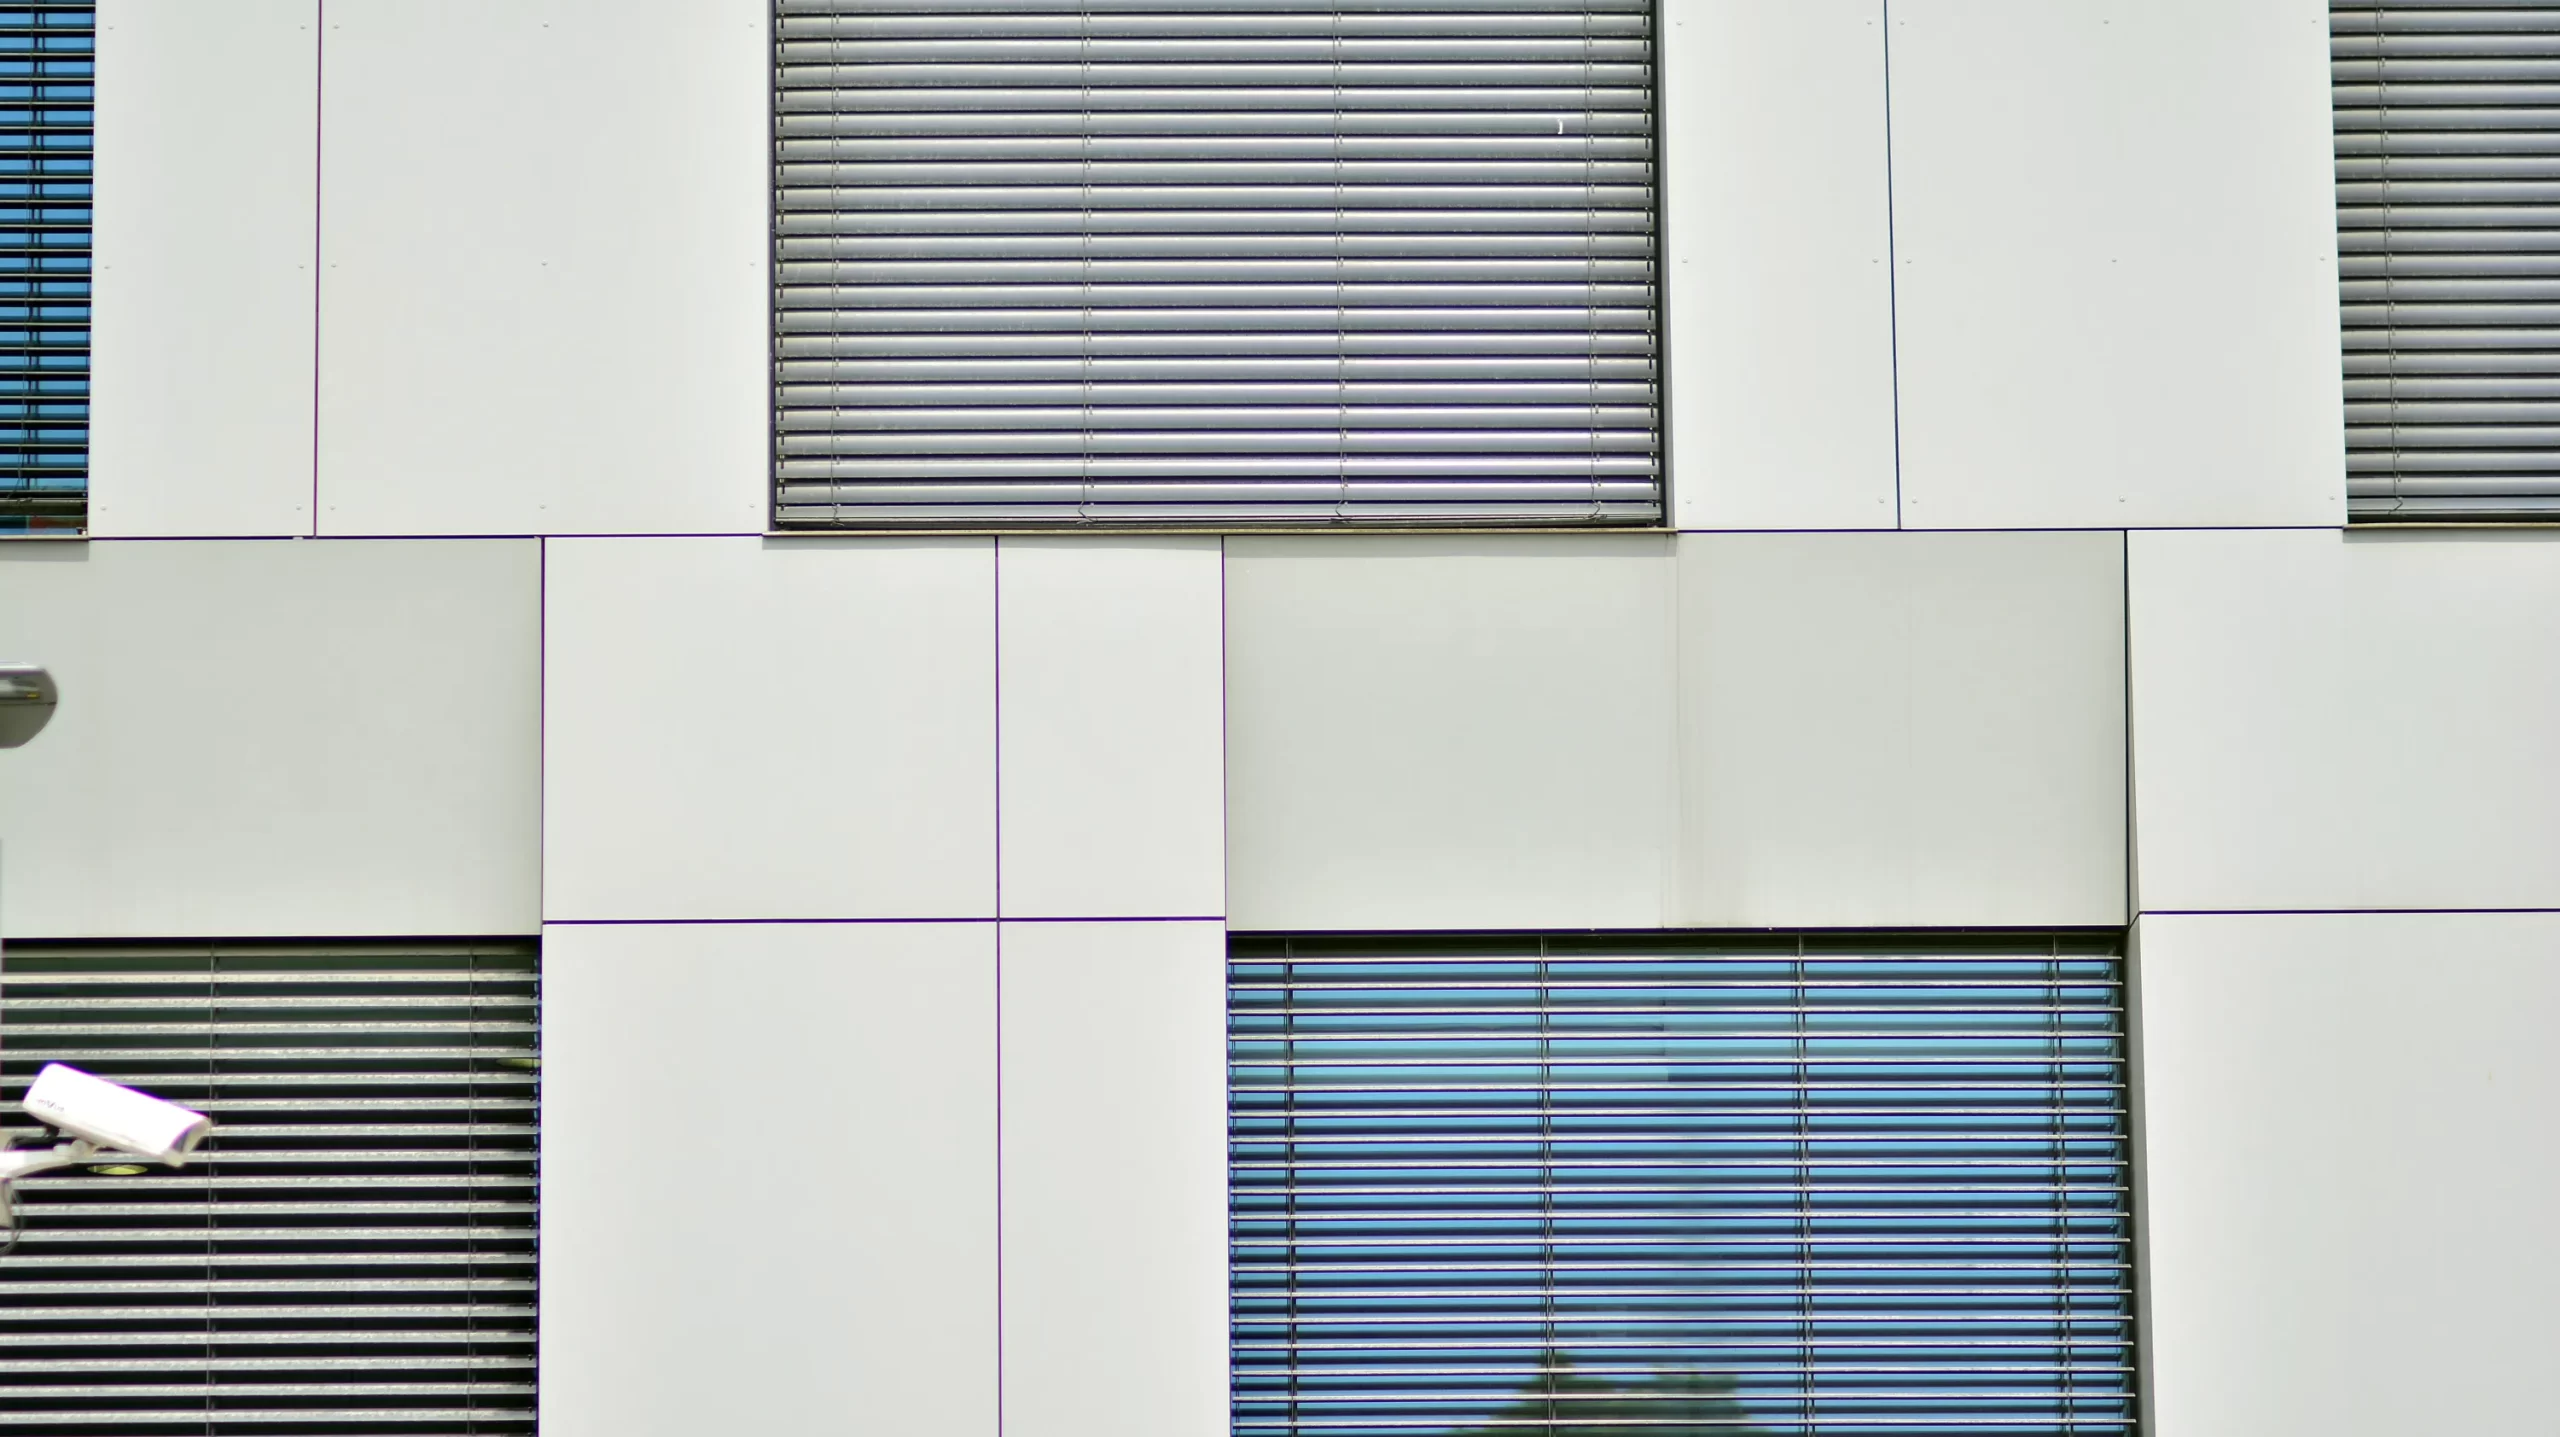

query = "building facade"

[{"left": 2, "top": 2, "right": 2556, "bottom": 1434}]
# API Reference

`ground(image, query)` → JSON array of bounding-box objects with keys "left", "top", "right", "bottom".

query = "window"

[
  {"left": 1231, "top": 931, "right": 2136, "bottom": 1436},
  {"left": 0, "top": 940, "right": 538, "bottom": 1435},
  {"left": 0, "top": 0, "right": 89, "bottom": 535},
  {"left": 2336, "top": 1, "right": 2560, "bottom": 521},
  {"left": 771, "top": 0, "right": 1660, "bottom": 527}
]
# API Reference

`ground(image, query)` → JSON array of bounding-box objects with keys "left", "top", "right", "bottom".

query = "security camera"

[
  {"left": 0, "top": 662, "right": 57, "bottom": 748},
  {"left": 23, "top": 1064, "right": 211, "bottom": 1167},
  {"left": 1, "top": 1066, "right": 213, "bottom": 1246}
]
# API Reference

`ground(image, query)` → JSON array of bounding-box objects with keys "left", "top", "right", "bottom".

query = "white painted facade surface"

[
  {"left": 2130, "top": 528, "right": 2560, "bottom": 914},
  {"left": 1887, "top": 0, "right": 2346, "bottom": 530},
  {"left": 541, "top": 534, "right": 997, "bottom": 923},
  {"left": 538, "top": 921, "right": 999, "bottom": 1437},
  {"left": 1661, "top": 0, "right": 1897, "bottom": 530},
  {"left": 0, "top": 538, "right": 540, "bottom": 936},
  {"left": 1223, "top": 533, "right": 1682, "bottom": 931},
  {"left": 88, "top": 0, "right": 318, "bottom": 538},
  {"left": 9, "top": 3, "right": 2551, "bottom": 1435},
  {"left": 1673, "top": 530, "right": 2128, "bottom": 928},
  {"left": 314, "top": 0, "right": 769, "bottom": 536},
  {"left": 2134, "top": 913, "right": 2560, "bottom": 1437}
]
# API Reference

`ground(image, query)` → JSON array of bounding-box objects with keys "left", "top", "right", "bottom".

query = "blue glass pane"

[
  {"left": 1233, "top": 934, "right": 2135, "bottom": 1437},
  {"left": 0, "top": 1, "right": 86, "bottom": 533}
]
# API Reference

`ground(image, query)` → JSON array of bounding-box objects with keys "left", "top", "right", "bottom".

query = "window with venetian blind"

[
  {"left": 2337, "top": 0, "right": 2560, "bottom": 520},
  {"left": 1231, "top": 931, "right": 2136, "bottom": 1437},
  {"left": 772, "top": 0, "right": 1660, "bottom": 527},
  {"left": 0, "top": 1, "right": 89, "bottom": 535},
  {"left": 0, "top": 940, "right": 538, "bottom": 1436}
]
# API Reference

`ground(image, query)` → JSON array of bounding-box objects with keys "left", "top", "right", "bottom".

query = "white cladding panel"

[
  {"left": 2135, "top": 913, "right": 2560, "bottom": 1437},
  {"left": 998, "top": 921, "right": 1228, "bottom": 1437},
  {"left": 996, "top": 540, "right": 1225, "bottom": 920},
  {"left": 315, "top": 0, "right": 767, "bottom": 536},
  {"left": 1223, "top": 534, "right": 2124, "bottom": 932},
  {"left": 539, "top": 921, "right": 997, "bottom": 1437},
  {"left": 2130, "top": 529, "right": 2560, "bottom": 912},
  {"left": 1224, "top": 536, "right": 1680, "bottom": 931},
  {"left": 89, "top": 0, "right": 318, "bottom": 538},
  {"left": 1678, "top": 531, "right": 2127, "bottom": 926},
  {"left": 0, "top": 539, "right": 539, "bottom": 936},
  {"left": 1664, "top": 0, "right": 1896, "bottom": 530},
  {"left": 543, "top": 536, "right": 995, "bottom": 922},
  {"left": 1889, "top": 0, "right": 2344, "bottom": 528}
]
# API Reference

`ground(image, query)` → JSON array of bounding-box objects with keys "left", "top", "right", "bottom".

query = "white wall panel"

[
  {"left": 2130, "top": 529, "right": 2560, "bottom": 912},
  {"left": 2135, "top": 912, "right": 2560, "bottom": 1437},
  {"left": 544, "top": 537, "right": 995, "bottom": 922},
  {"left": 89, "top": 0, "right": 317, "bottom": 537},
  {"left": 1889, "top": 0, "right": 2344, "bottom": 529},
  {"left": 997, "top": 540, "right": 1224, "bottom": 920},
  {"left": 1225, "top": 536, "right": 1679, "bottom": 931},
  {"left": 0, "top": 539, "right": 538, "bottom": 936},
  {"left": 1677, "top": 531, "right": 2126, "bottom": 926},
  {"left": 1664, "top": 0, "right": 1896, "bottom": 530},
  {"left": 998, "top": 921, "right": 1226, "bottom": 1437},
  {"left": 315, "top": 0, "right": 766, "bottom": 536},
  {"left": 540, "top": 921, "right": 996, "bottom": 1437}
]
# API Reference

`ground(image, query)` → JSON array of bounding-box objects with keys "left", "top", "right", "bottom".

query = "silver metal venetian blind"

[
  {"left": 772, "top": 0, "right": 1661, "bottom": 527},
  {"left": 2336, "top": 1, "right": 2560, "bottom": 519},
  {"left": 1231, "top": 932, "right": 2135, "bottom": 1437},
  {"left": 0, "top": 941, "right": 538, "bottom": 1435}
]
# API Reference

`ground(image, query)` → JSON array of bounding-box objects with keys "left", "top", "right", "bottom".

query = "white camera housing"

[{"left": 23, "top": 1064, "right": 211, "bottom": 1167}]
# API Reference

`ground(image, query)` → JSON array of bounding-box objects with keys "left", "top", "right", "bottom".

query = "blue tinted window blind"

[
  {"left": 0, "top": 1, "right": 87, "bottom": 534},
  {"left": 1230, "top": 932, "right": 2136, "bottom": 1437},
  {"left": 771, "top": 0, "right": 1661, "bottom": 528}
]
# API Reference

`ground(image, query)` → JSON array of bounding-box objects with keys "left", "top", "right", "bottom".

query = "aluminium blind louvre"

[
  {"left": 772, "top": 0, "right": 1661, "bottom": 528},
  {"left": 1231, "top": 932, "right": 2136, "bottom": 1437},
  {"left": 0, "top": 941, "right": 538, "bottom": 1436},
  {"left": 2337, "top": 1, "right": 2560, "bottom": 520}
]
